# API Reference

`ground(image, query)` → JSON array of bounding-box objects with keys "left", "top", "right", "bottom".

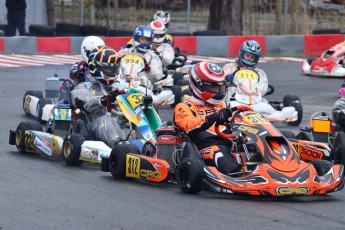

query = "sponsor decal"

[
  {"left": 238, "top": 125, "right": 259, "bottom": 134},
  {"left": 158, "top": 135, "right": 176, "bottom": 144},
  {"left": 276, "top": 186, "right": 309, "bottom": 195}
]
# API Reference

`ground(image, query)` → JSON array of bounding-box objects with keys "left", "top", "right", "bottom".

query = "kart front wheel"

[
  {"left": 280, "top": 130, "right": 297, "bottom": 139},
  {"left": 62, "top": 133, "right": 85, "bottom": 166},
  {"left": 283, "top": 95, "right": 303, "bottom": 126},
  {"left": 109, "top": 143, "right": 139, "bottom": 179},
  {"left": 15, "top": 121, "right": 42, "bottom": 153},
  {"left": 310, "top": 160, "right": 333, "bottom": 176},
  {"left": 37, "top": 98, "right": 53, "bottom": 124},
  {"left": 176, "top": 158, "right": 204, "bottom": 194},
  {"left": 23, "top": 90, "right": 43, "bottom": 116}
]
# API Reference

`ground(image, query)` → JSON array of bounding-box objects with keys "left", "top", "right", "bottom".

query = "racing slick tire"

[
  {"left": 37, "top": 98, "right": 53, "bottom": 124},
  {"left": 109, "top": 143, "right": 140, "bottom": 179},
  {"left": 332, "top": 131, "right": 345, "bottom": 164},
  {"left": 283, "top": 95, "right": 303, "bottom": 126},
  {"left": 62, "top": 133, "right": 85, "bottom": 166},
  {"left": 176, "top": 158, "right": 204, "bottom": 194},
  {"left": 280, "top": 130, "right": 297, "bottom": 139},
  {"left": 15, "top": 121, "right": 43, "bottom": 154},
  {"left": 23, "top": 90, "right": 43, "bottom": 116},
  {"left": 310, "top": 160, "right": 333, "bottom": 176}
]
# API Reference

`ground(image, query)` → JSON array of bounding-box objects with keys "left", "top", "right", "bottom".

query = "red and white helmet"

[
  {"left": 153, "top": 10, "right": 170, "bottom": 28},
  {"left": 189, "top": 62, "right": 226, "bottom": 105},
  {"left": 148, "top": 20, "right": 166, "bottom": 46}
]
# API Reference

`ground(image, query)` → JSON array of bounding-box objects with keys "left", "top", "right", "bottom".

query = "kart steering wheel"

[{"left": 215, "top": 105, "right": 253, "bottom": 139}]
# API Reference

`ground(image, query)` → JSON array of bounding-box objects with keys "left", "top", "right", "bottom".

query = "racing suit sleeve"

[
  {"left": 256, "top": 68, "right": 268, "bottom": 96},
  {"left": 160, "top": 44, "right": 175, "bottom": 66},
  {"left": 145, "top": 52, "right": 163, "bottom": 83},
  {"left": 71, "top": 84, "right": 104, "bottom": 113},
  {"left": 174, "top": 103, "right": 220, "bottom": 136}
]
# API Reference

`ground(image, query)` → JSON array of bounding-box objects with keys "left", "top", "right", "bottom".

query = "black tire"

[
  {"left": 332, "top": 131, "right": 345, "bottom": 164},
  {"left": 108, "top": 30, "right": 133, "bottom": 36},
  {"left": 62, "top": 133, "right": 85, "bottom": 166},
  {"left": 109, "top": 143, "right": 140, "bottom": 179},
  {"left": 288, "top": 101, "right": 303, "bottom": 126},
  {"left": 264, "top": 84, "right": 275, "bottom": 96},
  {"left": 280, "top": 130, "right": 297, "bottom": 139},
  {"left": 36, "top": 98, "right": 53, "bottom": 124},
  {"left": 312, "top": 29, "right": 341, "bottom": 34},
  {"left": 23, "top": 90, "right": 43, "bottom": 116},
  {"left": 29, "top": 25, "right": 56, "bottom": 36},
  {"left": 307, "top": 57, "right": 317, "bottom": 65},
  {"left": 283, "top": 95, "right": 300, "bottom": 107},
  {"left": 15, "top": 121, "right": 42, "bottom": 154},
  {"left": 310, "top": 160, "right": 333, "bottom": 176},
  {"left": 176, "top": 158, "right": 204, "bottom": 194},
  {"left": 80, "top": 25, "right": 108, "bottom": 36},
  {"left": 296, "top": 131, "right": 313, "bottom": 141},
  {"left": 55, "top": 23, "right": 81, "bottom": 36},
  {"left": 170, "top": 85, "right": 183, "bottom": 108},
  {"left": 192, "top": 30, "right": 223, "bottom": 36}
]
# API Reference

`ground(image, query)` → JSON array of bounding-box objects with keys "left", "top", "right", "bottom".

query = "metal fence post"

[
  {"left": 187, "top": 0, "right": 191, "bottom": 33},
  {"left": 81, "top": 0, "right": 84, "bottom": 26},
  {"left": 284, "top": 0, "right": 289, "bottom": 34}
]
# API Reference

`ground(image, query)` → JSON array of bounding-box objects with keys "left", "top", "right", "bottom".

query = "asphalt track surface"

[{"left": 1, "top": 62, "right": 345, "bottom": 230}]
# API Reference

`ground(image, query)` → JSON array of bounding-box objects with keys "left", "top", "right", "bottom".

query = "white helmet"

[
  {"left": 148, "top": 20, "right": 166, "bottom": 46},
  {"left": 80, "top": 36, "right": 105, "bottom": 63},
  {"left": 153, "top": 10, "right": 170, "bottom": 28}
]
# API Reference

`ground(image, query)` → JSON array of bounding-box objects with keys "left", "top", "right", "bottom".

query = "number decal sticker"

[
  {"left": 126, "top": 155, "right": 140, "bottom": 178},
  {"left": 123, "top": 54, "right": 143, "bottom": 65},
  {"left": 243, "top": 114, "right": 268, "bottom": 124},
  {"left": 235, "top": 69, "right": 259, "bottom": 81},
  {"left": 127, "top": 93, "right": 144, "bottom": 108}
]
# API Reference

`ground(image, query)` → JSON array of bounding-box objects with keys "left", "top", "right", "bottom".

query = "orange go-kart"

[{"left": 100, "top": 106, "right": 344, "bottom": 196}]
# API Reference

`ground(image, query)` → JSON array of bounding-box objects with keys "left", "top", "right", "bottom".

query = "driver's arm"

[{"left": 174, "top": 103, "right": 219, "bottom": 135}]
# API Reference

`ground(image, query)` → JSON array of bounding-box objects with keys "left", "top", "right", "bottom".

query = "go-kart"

[
  {"left": 101, "top": 105, "right": 344, "bottom": 196},
  {"left": 301, "top": 41, "right": 345, "bottom": 77},
  {"left": 283, "top": 111, "right": 345, "bottom": 166},
  {"left": 226, "top": 69, "right": 303, "bottom": 126},
  {"left": 23, "top": 74, "right": 74, "bottom": 124},
  {"left": 118, "top": 53, "right": 189, "bottom": 107},
  {"left": 9, "top": 88, "right": 161, "bottom": 166}
]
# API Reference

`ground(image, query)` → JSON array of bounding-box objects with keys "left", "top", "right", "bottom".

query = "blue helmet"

[
  {"left": 133, "top": 25, "right": 154, "bottom": 52},
  {"left": 238, "top": 40, "right": 261, "bottom": 67}
]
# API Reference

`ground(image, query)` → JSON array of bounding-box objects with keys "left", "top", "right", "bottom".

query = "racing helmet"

[
  {"left": 153, "top": 10, "right": 170, "bottom": 28},
  {"left": 238, "top": 40, "right": 261, "bottom": 67},
  {"left": 148, "top": 20, "right": 166, "bottom": 46},
  {"left": 133, "top": 25, "right": 154, "bottom": 52},
  {"left": 80, "top": 36, "right": 105, "bottom": 63},
  {"left": 88, "top": 45, "right": 119, "bottom": 85},
  {"left": 339, "top": 85, "right": 345, "bottom": 98},
  {"left": 189, "top": 62, "right": 226, "bottom": 105}
]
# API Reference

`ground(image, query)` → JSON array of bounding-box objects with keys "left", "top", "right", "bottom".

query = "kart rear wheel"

[
  {"left": 332, "top": 131, "right": 345, "bottom": 164},
  {"left": 176, "top": 158, "right": 204, "bottom": 194},
  {"left": 280, "top": 130, "right": 297, "bottom": 139},
  {"left": 15, "top": 121, "right": 43, "bottom": 153},
  {"left": 288, "top": 101, "right": 303, "bottom": 126},
  {"left": 37, "top": 98, "right": 53, "bottom": 124},
  {"left": 62, "top": 133, "right": 85, "bottom": 166},
  {"left": 109, "top": 143, "right": 139, "bottom": 179},
  {"left": 23, "top": 90, "right": 43, "bottom": 116},
  {"left": 310, "top": 160, "right": 333, "bottom": 176}
]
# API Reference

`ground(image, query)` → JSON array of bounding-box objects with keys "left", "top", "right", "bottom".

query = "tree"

[{"left": 207, "top": 0, "right": 243, "bottom": 35}]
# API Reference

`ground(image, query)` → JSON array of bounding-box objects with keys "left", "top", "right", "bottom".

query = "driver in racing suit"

[
  {"left": 70, "top": 36, "right": 105, "bottom": 84},
  {"left": 71, "top": 45, "right": 126, "bottom": 147},
  {"left": 224, "top": 40, "right": 297, "bottom": 122},
  {"left": 118, "top": 25, "right": 163, "bottom": 89},
  {"left": 174, "top": 62, "right": 242, "bottom": 175}
]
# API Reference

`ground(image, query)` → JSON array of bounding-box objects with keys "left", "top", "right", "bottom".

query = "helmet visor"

[
  {"left": 97, "top": 61, "right": 118, "bottom": 78},
  {"left": 201, "top": 81, "right": 226, "bottom": 94}
]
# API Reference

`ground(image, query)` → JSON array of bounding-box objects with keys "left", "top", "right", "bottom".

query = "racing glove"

[
  {"left": 74, "top": 97, "right": 86, "bottom": 110},
  {"left": 100, "top": 90, "right": 125, "bottom": 106},
  {"left": 205, "top": 108, "right": 233, "bottom": 124}
]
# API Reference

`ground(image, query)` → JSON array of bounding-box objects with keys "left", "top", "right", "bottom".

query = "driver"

[
  {"left": 224, "top": 40, "right": 297, "bottom": 122},
  {"left": 174, "top": 62, "right": 242, "bottom": 175},
  {"left": 223, "top": 40, "right": 268, "bottom": 100},
  {"left": 119, "top": 25, "right": 163, "bottom": 87},
  {"left": 71, "top": 45, "right": 126, "bottom": 146},
  {"left": 70, "top": 36, "right": 105, "bottom": 84}
]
